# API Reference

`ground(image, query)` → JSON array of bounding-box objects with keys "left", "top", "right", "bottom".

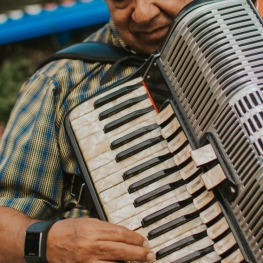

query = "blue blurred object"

[{"left": 0, "top": 0, "right": 110, "bottom": 45}]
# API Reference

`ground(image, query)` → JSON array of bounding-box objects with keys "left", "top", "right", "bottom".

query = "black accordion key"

[
  {"left": 128, "top": 166, "right": 179, "bottom": 193},
  {"left": 171, "top": 245, "right": 215, "bottom": 263},
  {"left": 99, "top": 94, "right": 149, "bottom": 120},
  {"left": 103, "top": 106, "right": 153, "bottom": 133},
  {"left": 115, "top": 136, "right": 164, "bottom": 162},
  {"left": 156, "top": 230, "right": 208, "bottom": 259},
  {"left": 110, "top": 123, "right": 159, "bottom": 150},
  {"left": 93, "top": 83, "right": 141, "bottom": 108},
  {"left": 142, "top": 197, "right": 193, "bottom": 227},
  {"left": 134, "top": 180, "right": 185, "bottom": 207},
  {"left": 123, "top": 152, "right": 173, "bottom": 180},
  {"left": 148, "top": 210, "right": 200, "bottom": 240}
]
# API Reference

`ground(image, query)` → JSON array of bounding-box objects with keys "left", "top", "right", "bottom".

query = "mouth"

[{"left": 138, "top": 25, "right": 170, "bottom": 43}]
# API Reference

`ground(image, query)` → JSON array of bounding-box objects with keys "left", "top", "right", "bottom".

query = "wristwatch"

[{"left": 24, "top": 221, "right": 55, "bottom": 263}]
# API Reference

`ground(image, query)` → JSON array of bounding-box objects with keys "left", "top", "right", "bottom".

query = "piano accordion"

[{"left": 65, "top": 0, "right": 263, "bottom": 262}]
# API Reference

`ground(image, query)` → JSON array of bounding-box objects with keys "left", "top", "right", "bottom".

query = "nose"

[{"left": 131, "top": 0, "right": 160, "bottom": 24}]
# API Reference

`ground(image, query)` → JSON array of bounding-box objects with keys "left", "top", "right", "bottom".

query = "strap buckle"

[{"left": 70, "top": 175, "right": 86, "bottom": 204}]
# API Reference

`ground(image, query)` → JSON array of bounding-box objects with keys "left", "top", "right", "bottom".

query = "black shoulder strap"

[{"left": 35, "top": 42, "right": 134, "bottom": 71}]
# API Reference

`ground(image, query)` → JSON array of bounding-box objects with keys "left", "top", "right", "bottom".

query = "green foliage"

[{"left": 0, "top": 58, "right": 34, "bottom": 123}]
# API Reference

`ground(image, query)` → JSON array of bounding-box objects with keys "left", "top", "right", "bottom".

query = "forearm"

[{"left": 0, "top": 207, "right": 38, "bottom": 263}]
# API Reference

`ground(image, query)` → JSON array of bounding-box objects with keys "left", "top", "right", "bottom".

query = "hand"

[{"left": 46, "top": 218, "right": 155, "bottom": 263}]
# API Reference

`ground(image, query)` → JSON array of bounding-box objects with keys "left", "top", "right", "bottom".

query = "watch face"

[{"left": 24, "top": 233, "right": 40, "bottom": 257}]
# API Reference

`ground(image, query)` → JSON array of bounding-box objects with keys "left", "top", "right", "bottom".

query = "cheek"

[{"left": 165, "top": 0, "right": 194, "bottom": 18}]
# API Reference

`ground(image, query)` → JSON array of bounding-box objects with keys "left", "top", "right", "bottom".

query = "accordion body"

[{"left": 65, "top": 0, "right": 263, "bottom": 262}]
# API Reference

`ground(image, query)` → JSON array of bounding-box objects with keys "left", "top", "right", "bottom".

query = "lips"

[{"left": 137, "top": 25, "right": 171, "bottom": 43}]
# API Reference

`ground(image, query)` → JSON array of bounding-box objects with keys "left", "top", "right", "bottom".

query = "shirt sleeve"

[{"left": 0, "top": 70, "right": 67, "bottom": 220}]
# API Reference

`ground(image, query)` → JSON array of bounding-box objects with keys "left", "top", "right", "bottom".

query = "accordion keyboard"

[{"left": 68, "top": 77, "right": 246, "bottom": 263}]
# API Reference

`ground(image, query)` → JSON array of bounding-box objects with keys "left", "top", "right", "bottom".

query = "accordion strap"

[{"left": 35, "top": 42, "right": 145, "bottom": 72}]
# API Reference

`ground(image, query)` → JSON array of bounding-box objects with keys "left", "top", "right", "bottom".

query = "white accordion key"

[
  {"left": 200, "top": 202, "right": 222, "bottom": 224},
  {"left": 94, "top": 148, "right": 170, "bottom": 193},
  {"left": 201, "top": 164, "right": 227, "bottom": 191},
  {"left": 190, "top": 144, "right": 217, "bottom": 167},
  {"left": 173, "top": 144, "right": 192, "bottom": 165},
  {"left": 168, "top": 131, "right": 187, "bottom": 153},
  {"left": 85, "top": 127, "right": 162, "bottom": 170},
  {"left": 107, "top": 186, "right": 186, "bottom": 224},
  {"left": 221, "top": 249, "right": 244, "bottom": 263},
  {"left": 180, "top": 161, "right": 200, "bottom": 180},
  {"left": 152, "top": 223, "right": 206, "bottom": 252},
  {"left": 157, "top": 237, "right": 214, "bottom": 263},
  {"left": 98, "top": 156, "right": 176, "bottom": 204},
  {"left": 186, "top": 175, "right": 205, "bottom": 195},
  {"left": 161, "top": 117, "right": 180, "bottom": 139},
  {"left": 117, "top": 190, "right": 189, "bottom": 230},
  {"left": 214, "top": 232, "right": 236, "bottom": 256},
  {"left": 69, "top": 76, "right": 143, "bottom": 121},
  {"left": 207, "top": 217, "right": 229, "bottom": 240},
  {"left": 136, "top": 204, "right": 198, "bottom": 241},
  {"left": 155, "top": 104, "right": 174, "bottom": 125},
  {"left": 90, "top": 139, "right": 168, "bottom": 181},
  {"left": 79, "top": 115, "right": 156, "bottom": 154},
  {"left": 150, "top": 218, "right": 204, "bottom": 252},
  {"left": 103, "top": 174, "right": 181, "bottom": 215},
  {"left": 191, "top": 251, "right": 221, "bottom": 263},
  {"left": 193, "top": 190, "right": 215, "bottom": 210}
]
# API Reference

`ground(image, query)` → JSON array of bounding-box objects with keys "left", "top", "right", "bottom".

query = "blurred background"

[
  {"left": 0, "top": 0, "right": 109, "bottom": 137},
  {"left": 0, "top": 0, "right": 262, "bottom": 138}
]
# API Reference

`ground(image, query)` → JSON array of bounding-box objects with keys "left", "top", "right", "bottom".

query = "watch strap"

[{"left": 24, "top": 221, "right": 55, "bottom": 263}]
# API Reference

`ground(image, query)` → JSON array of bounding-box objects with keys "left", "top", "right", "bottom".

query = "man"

[{"left": 0, "top": 0, "right": 192, "bottom": 262}]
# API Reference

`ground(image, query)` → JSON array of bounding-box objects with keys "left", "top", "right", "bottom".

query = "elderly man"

[{"left": 0, "top": 0, "right": 192, "bottom": 262}]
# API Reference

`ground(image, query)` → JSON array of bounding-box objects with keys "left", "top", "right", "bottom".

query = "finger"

[
  {"left": 89, "top": 219, "right": 148, "bottom": 247},
  {"left": 96, "top": 241, "right": 156, "bottom": 262}
]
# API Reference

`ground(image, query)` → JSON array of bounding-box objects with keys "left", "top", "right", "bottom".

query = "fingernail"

[
  {"left": 143, "top": 240, "right": 150, "bottom": 248},
  {"left": 147, "top": 252, "right": 156, "bottom": 262}
]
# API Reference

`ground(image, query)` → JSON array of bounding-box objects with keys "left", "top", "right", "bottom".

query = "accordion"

[{"left": 65, "top": 0, "right": 263, "bottom": 262}]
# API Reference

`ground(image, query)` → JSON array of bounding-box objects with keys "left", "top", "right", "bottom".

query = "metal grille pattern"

[{"left": 160, "top": 0, "right": 263, "bottom": 261}]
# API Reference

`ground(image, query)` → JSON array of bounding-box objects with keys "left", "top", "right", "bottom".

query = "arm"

[{"left": 0, "top": 207, "right": 155, "bottom": 263}]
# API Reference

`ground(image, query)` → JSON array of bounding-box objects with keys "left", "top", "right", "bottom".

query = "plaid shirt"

[{"left": 0, "top": 20, "right": 139, "bottom": 220}]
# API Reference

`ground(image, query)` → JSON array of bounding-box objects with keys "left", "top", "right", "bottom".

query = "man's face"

[{"left": 106, "top": 0, "right": 193, "bottom": 55}]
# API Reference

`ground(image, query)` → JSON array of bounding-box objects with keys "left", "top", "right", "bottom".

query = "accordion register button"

[
  {"left": 214, "top": 232, "right": 236, "bottom": 256},
  {"left": 128, "top": 167, "right": 179, "bottom": 193},
  {"left": 134, "top": 180, "right": 185, "bottom": 207},
  {"left": 161, "top": 117, "right": 181, "bottom": 139},
  {"left": 186, "top": 175, "right": 205, "bottom": 195},
  {"left": 104, "top": 106, "right": 154, "bottom": 133},
  {"left": 180, "top": 161, "right": 200, "bottom": 180},
  {"left": 190, "top": 144, "right": 217, "bottom": 167},
  {"left": 115, "top": 136, "right": 164, "bottom": 162},
  {"left": 201, "top": 164, "right": 227, "bottom": 191},
  {"left": 93, "top": 82, "right": 141, "bottom": 108},
  {"left": 173, "top": 144, "right": 192, "bottom": 166},
  {"left": 123, "top": 152, "right": 173, "bottom": 180},
  {"left": 156, "top": 230, "right": 207, "bottom": 259},
  {"left": 193, "top": 190, "right": 215, "bottom": 210},
  {"left": 200, "top": 202, "right": 222, "bottom": 224},
  {"left": 99, "top": 93, "right": 148, "bottom": 120},
  {"left": 110, "top": 123, "right": 159, "bottom": 150},
  {"left": 155, "top": 104, "right": 175, "bottom": 125},
  {"left": 141, "top": 197, "right": 193, "bottom": 227},
  {"left": 168, "top": 131, "right": 187, "bottom": 153},
  {"left": 207, "top": 217, "right": 229, "bottom": 240},
  {"left": 221, "top": 249, "right": 244, "bottom": 263},
  {"left": 148, "top": 210, "right": 200, "bottom": 240}
]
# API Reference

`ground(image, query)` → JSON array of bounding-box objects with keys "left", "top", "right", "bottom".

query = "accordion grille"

[{"left": 160, "top": 0, "right": 263, "bottom": 260}]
